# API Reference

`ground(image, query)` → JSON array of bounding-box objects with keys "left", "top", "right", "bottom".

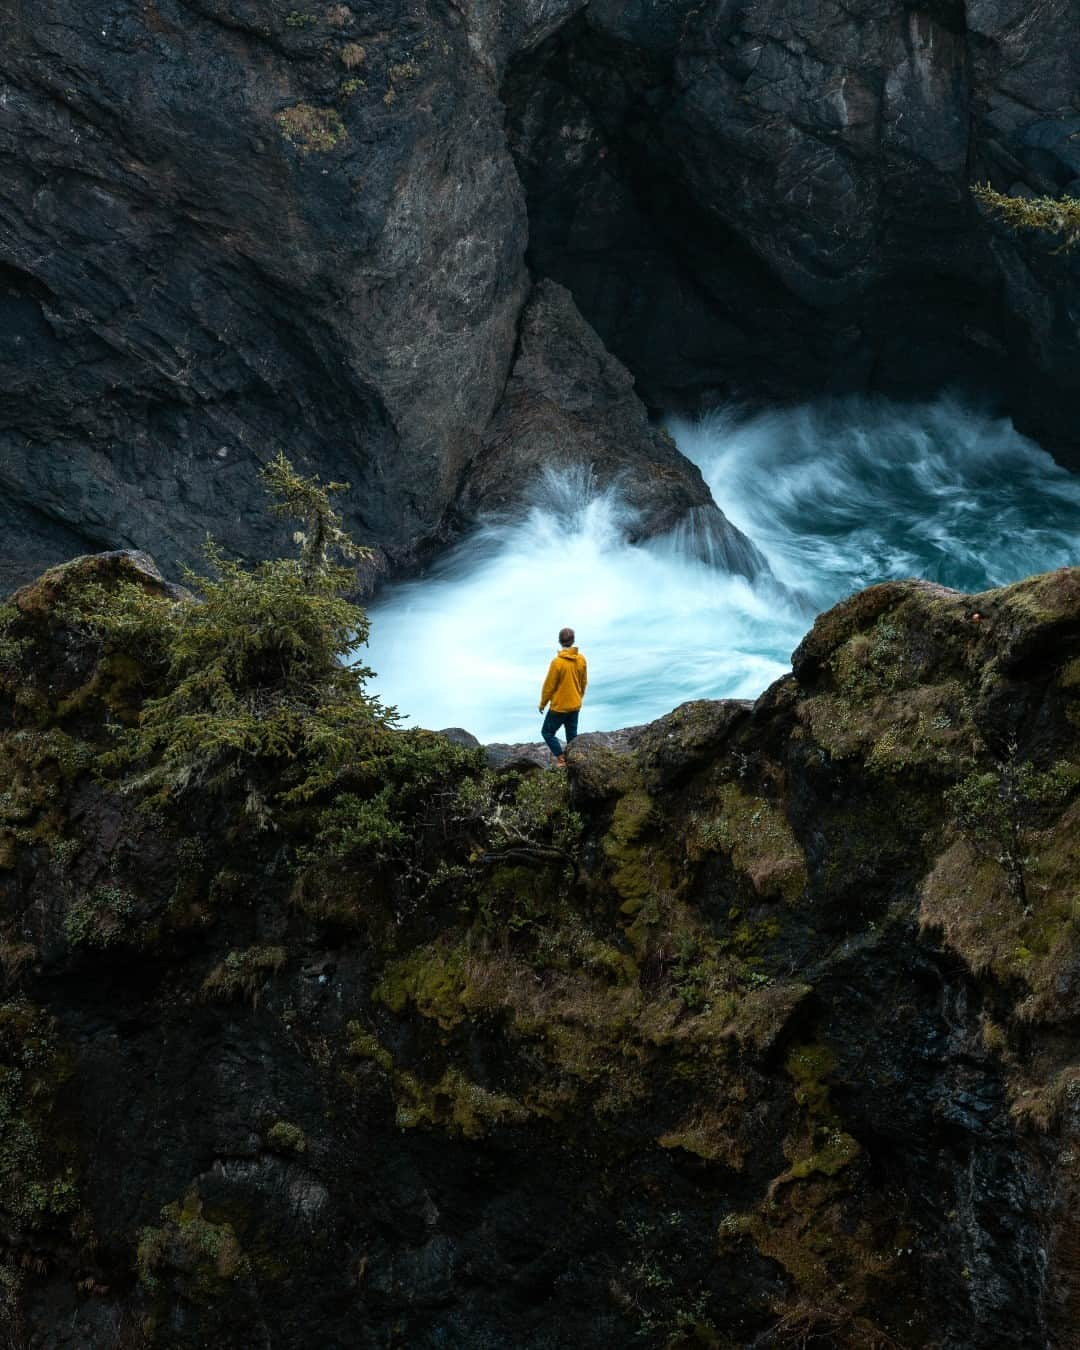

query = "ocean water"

[{"left": 364, "top": 397, "right": 1080, "bottom": 743}]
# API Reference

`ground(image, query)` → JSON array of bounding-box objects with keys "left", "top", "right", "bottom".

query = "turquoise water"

[{"left": 365, "top": 398, "right": 1080, "bottom": 743}]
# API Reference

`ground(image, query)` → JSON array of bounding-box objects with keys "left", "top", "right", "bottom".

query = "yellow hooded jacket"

[{"left": 540, "top": 646, "right": 588, "bottom": 714}]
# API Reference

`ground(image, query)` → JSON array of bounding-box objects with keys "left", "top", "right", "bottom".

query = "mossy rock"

[
  {"left": 690, "top": 784, "right": 807, "bottom": 905},
  {"left": 980, "top": 567, "right": 1080, "bottom": 671},
  {"left": 632, "top": 699, "right": 751, "bottom": 790}
]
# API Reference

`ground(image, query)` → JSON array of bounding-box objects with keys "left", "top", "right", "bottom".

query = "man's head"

[{"left": 558, "top": 627, "right": 575, "bottom": 648}]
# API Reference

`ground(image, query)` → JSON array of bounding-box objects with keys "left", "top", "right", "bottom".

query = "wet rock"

[{"left": 462, "top": 280, "right": 757, "bottom": 557}]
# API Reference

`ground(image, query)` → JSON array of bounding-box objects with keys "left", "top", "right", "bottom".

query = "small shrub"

[
  {"left": 340, "top": 41, "right": 365, "bottom": 67},
  {"left": 201, "top": 947, "right": 287, "bottom": 1005},
  {"left": 973, "top": 184, "right": 1080, "bottom": 253},
  {"left": 284, "top": 10, "right": 317, "bottom": 26},
  {"left": 64, "top": 885, "right": 138, "bottom": 949},
  {"left": 265, "top": 1121, "right": 307, "bottom": 1154},
  {"left": 78, "top": 454, "right": 391, "bottom": 827},
  {"left": 947, "top": 750, "right": 1079, "bottom": 905},
  {"left": 455, "top": 768, "right": 583, "bottom": 858},
  {"left": 276, "top": 104, "right": 347, "bottom": 154},
  {"left": 306, "top": 730, "right": 482, "bottom": 866}
]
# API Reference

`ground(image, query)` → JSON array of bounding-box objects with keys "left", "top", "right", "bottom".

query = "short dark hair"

[{"left": 558, "top": 627, "right": 575, "bottom": 647}]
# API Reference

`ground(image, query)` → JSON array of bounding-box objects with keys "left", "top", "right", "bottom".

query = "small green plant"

[
  {"left": 947, "top": 749, "right": 1078, "bottom": 905},
  {"left": 136, "top": 1187, "right": 248, "bottom": 1297},
  {"left": 201, "top": 946, "right": 287, "bottom": 1005},
  {"left": 284, "top": 10, "right": 317, "bottom": 26},
  {"left": 78, "top": 453, "right": 391, "bottom": 826},
  {"left": 340, "top": 77, "right": 366, "bottom": 96},
  {"left": 456, "top": 768, "right": 583, "bottom": 860},
  {"left": 265, "top": 1121, "right": 307, "bottom": 1154},
  {"left": 973, "top": 184, "right": 1080, "bottom": 253},
  {"left": 276, "top": 104, "right": 347, "bottom": 154},
  {"left": 0, "top": 607, "right": 28, "bottom": 680},
  {"left": 49, "top": 836, "right": 82, "bottom": 869},
  {"left": 64, "top": 885, "right": 138, "bottom": 948}
]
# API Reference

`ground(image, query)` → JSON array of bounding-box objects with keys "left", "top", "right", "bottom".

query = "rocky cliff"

[
  {"left": 0, "top": 0, "right": 756, "bottom": 596},
  {"left": 505, "top": 0, "right": 1080, "bottom": 450},
  {"left": 1, "top": 0, "right": 1078, "bottom": 593},
  {"left": 1, "top": 552, "right": 1079, "bottom": 1348}
]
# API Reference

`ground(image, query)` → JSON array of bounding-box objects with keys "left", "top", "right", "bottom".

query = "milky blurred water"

[{"left": 363, "top": 397, "right": 1080, "bottom": 743}]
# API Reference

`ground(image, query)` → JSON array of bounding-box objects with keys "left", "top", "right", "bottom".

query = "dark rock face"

[
  {"left": 3, "top": 0, "right": 1079, "bottom": 593},
  {"left": 461, "top": 281, "right": 765, "bottom": 572},
  {"left": 504, "top": 0, "right": 1080, "bottom": 459},
  {"left": 0, "top": 0, "right": 529, "bottom": 582},
  {"left": 0, "top": 0, "right": 744, "bottom": 592},
  {"left": 3, "top": 555, "right": 1080, "bottom": 1347}
]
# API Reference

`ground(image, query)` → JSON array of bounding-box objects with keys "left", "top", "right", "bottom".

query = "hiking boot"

[{"left": 555, "top": 755, "right": 567, "bottom": 768}]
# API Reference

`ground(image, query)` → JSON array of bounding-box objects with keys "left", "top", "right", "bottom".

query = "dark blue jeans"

[{"left": 541, "top": 709, "right": 579, "bottom": 758}]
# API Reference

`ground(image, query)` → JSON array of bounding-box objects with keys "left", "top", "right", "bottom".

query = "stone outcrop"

[
  {"left": 0, "top": 0, "right": 742, "bottom": 593},
  {"left": 2, "top": 555, "right": 1080, "bottom": 1346},
  {"left": 460, "top": 281, "right": 766, "bottom": 572}
]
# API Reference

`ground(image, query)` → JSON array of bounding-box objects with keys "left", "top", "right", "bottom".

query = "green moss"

[
  {"left": 265, "top": 1121, "right": 306, "bottom": 1154},
  {"left": 373, "top": 941, "right": 467, "bottom": 1030},
  {"left": 0, "top": 1003, "right": 81, "bottom": 1241},
  {"left": 692, "top": 784, "right": 806, "bottom": 904},
  {"left": 345, "top": 1022, "right": 393, "bottom": 1072},
  {"left": 1058, "top": 657, "right": 1080, "bottom": 689},
  {"left": 137, "top": 1186, "right": 249, "bottom": 1300},
  {"left": 785, "top": 1042, "right": 836, "bottom": 1116},
  {"left": 276, "top": 104, "right": 347, "bottom": 153},
  {"left": 785, "top": 1127, "right": 861, "bottom": 1180},
  {"left": 658, "top": 1105, "right": 747, "bottom": 1169},
  {"left": 393, "top": 1067, "right": 529, "bottom": 1138},
  {"left": 0, "top": 729, "right": 96, "bottom": 866},
  {"left": 602, "top": 786, "right": 675, "bottom": 936},
  {"left": 63, "top": 884, "right": 140, "bottom": 949},
  {"left": 922, "top": 796, "right": 1080, "bottom": 1018}
]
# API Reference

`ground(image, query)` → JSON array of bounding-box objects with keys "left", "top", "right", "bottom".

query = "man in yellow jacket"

[{"left": 539, "top": 627, "right": 588, "bottom": 766}]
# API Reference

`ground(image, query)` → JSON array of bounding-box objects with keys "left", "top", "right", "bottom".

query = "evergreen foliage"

[
  {"left": 76, "top": 454, "right": 393, "bottom": 825},
  {"left": 972, "top": 184, "right": 1080, "bottom": 252}
]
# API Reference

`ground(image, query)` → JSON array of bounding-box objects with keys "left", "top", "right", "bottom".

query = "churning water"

[{"left": 365, "top": 397, "right": 1080, "bottom": 743}]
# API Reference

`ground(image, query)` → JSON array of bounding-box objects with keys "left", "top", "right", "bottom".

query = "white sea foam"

[{"left": 364, "top": 397, "right": 1080, "bottom": 743}]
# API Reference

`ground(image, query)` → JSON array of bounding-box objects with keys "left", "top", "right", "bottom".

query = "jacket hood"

[{"left": 557, "top": 647, "right": 580, "bottom": 659}]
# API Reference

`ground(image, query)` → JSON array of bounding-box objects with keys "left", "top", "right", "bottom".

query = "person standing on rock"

[{"left": 539, "top": 627, "right": 588, "bottom": 767}]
